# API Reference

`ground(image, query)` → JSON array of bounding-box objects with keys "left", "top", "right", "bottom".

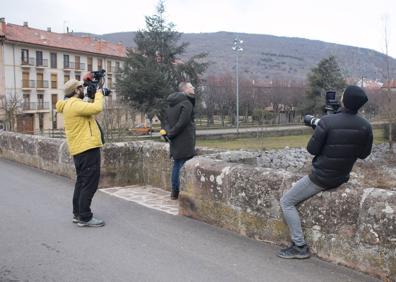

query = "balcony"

[
  {"left": 22, "top": 79, "right": 36, "bottom": 89},
  {"left": 36, "top": 80, "right": 49, "bottom": 89},
  {"left": 36, "top": 59, "right": 48, "bottom": 68},
  {"left": 21, "top": 58, "right": 35, "bottom": 67},
  {"left": 22, "top": 102, "right": 50, "bottom": 111},
  {"left": 63, "top": 62, "right": 86, "bottom": 70},
  {"left": 76, "top": 63, "right": 86, "bottom": 70},
  {"left": 63, "top": 61, "right": 75, "bottom": 70},
  {"left": 22, "top": 80, "right": 49, "bottom": 89}
]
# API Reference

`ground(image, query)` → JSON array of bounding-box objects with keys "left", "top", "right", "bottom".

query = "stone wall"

[
  {"left": 0, "top": 131, "right": 173, "bottom": 190},
  {"left": 179, "top": 147, "right": 396, "bottom": 281},
  {"left": 0, "top": 131, "right": 394, "bottom": 280}
]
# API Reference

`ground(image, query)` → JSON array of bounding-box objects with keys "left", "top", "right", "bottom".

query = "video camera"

[
  {"left": 304, "top": 91, "right": 341, "bottom": 129},
  {"left": 83, "top": 69, "right": 111, "bottom": 99}
]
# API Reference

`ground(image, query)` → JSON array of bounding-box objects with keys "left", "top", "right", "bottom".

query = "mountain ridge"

[{"left": 77, "top": 31, "right": 396, "bottom": 82}]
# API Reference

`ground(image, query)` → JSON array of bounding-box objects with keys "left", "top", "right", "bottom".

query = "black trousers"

[{"left": 73, "top": 148, "right": 101, "bottom": 222}]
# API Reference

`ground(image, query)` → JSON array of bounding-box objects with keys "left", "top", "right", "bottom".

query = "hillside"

[{"left": 80, "top": 31, "right": 396, "bottom": 82}]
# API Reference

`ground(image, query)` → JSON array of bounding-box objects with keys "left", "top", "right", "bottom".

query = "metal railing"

[
  {"left": 22, "top": 102, "right": 50, "bottom": 111},
  {"left": 22, "top": 80, "right": 49, "bottom": 89},
  {"left": 22, "top": 79, "right": 36, "bottom": 88},
  {"left": 76, "top": 63, "right": 86, "bottom": 70},
  {"left": 21, "top": 58, "right": 35, "bottom": 66},
  {"left": 64, "top": 61, "right": 75, "bottom": 69},
  {"left": 34, "top": 129, "right": 65, "bottom": 138},
  {"left": 36, "top": 80, "right": 49, "bottom": 89},
  {"left": 36, "top": 58, "right": 48, "bottom": 67},
  {"left": 63, "top": 61, "right": 85, "bottom": 70}
]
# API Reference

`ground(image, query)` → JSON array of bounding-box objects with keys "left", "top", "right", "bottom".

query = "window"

[
  {"left": 87, "top": 57, "right": 93, "bottom": 71},
  {"left": 107, "top": 60, "right": 112, "bottom": 72},
  {"left": 64, "top": 74, "right": 70, "bottom": 84},
  {"left": 51, "top": 94, "right": 58, "bottom": 108},
  {"left": 115, "top": 61, "right": 120, "bottom": 72},
  {"left": 36, "top": 51, "right": 43, "bottom": 66},
  {"left": 23, "top": 93, "right": 30, "bottom": 110},
  {"left": 75, "top": 74, "right": 81, "bottom": 81},
  {"left": 22, "top": 72, "right": 30, "bottom": 88},
  {"left": 108, "top": 75, "right": 113, "bottom": 89},
  {"left": 21, "top": 49, "right": 29, "bottom": 64},
  {"left": 50, "top": 53, "right": 57, "bottom": 68},
  {"left": 51, "top": 73, "right": 57, "bottom": 89},
  {"left": 75, "top": 56, "right": 80, "bottom": 70},
  {"left": 97, "top": 58, "right": 103, "bottom": 70},
  {"left": 64, "top": 54, "right": 70, "bottom": 68},
  {"left": 38, "top": 113, "right": 44, "bottom": 131},
  {"left": 36, "top": 73, "right": 44, "bottom": 88},
  {"left": 51, "top": 94, "right": 58, "bottom": 129},
  {"left": 37, "top": 94, "right": 44, "bottom": 109}
]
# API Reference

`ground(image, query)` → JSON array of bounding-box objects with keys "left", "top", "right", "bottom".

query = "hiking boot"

[
  {"left": 170, "top": 191, "right": 179, "bottom": 200},
  {"left": 277, "top": 242, "right": 311, "bottom": 259},
  {"left": 77, "top": 217, "right": 105, "bottom": 227},
  {"left": 72, "top": 215, "right": 79, "bottom": 224}
]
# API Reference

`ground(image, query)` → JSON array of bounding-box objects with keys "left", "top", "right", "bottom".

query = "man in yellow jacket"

[{"left": 56, "top": 79, "right": 105, "bottom": 227}]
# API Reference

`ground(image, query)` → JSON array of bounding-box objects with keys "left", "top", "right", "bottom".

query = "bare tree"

[
  {"left": 97, "top": 98, "right": 137, "bottom": 142},
  {"left": 202, "top": 76, "right": 218, "bottom": 126},
  {"left": 0, "top": 92, "right": 23, "bottom": 131},
  {"left": 210, "top": 74, "right": 235, "bottom": 126}
]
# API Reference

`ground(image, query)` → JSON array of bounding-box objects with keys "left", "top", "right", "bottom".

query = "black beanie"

[{"left": 342, "top": 85, "right": 368, "bottom": 112}]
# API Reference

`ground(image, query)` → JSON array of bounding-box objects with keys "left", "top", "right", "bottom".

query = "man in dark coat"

[
  {"left": 165, "top": 82, "right": 196, "bottom": 200},
  {"left": 278, "top": 85, "right": 373, "bottom": 259}
]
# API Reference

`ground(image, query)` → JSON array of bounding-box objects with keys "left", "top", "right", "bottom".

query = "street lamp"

[{"left": 232, "top": 37, "right": 243, "bottom": 134}]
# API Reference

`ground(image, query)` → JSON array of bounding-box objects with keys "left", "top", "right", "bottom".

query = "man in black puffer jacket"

[
  {"left": 278, "top": 85, "right": 373, "bottom": 259},
  {"left": 164, "top": 82, "right": 196, "bottom": 200}
]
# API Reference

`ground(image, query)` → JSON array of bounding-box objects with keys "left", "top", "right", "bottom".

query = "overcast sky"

[{"left": 2, "top": 0, "right": 396, "bottom": 57}]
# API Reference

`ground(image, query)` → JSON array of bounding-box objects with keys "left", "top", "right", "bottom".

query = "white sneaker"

[{"left": 77, "top": 217, "right": 105, "bottom": 227}]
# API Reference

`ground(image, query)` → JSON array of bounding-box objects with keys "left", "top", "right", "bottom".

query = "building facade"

[{"left": 0, "top": 18, "right": 127, "bottom": 134}]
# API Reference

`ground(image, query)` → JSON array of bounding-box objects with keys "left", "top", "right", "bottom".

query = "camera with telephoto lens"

[
  {"left": 304, "top": 91, "right": 341, "bottom": 129},
  {"left": 83, "top": 69, "right": 111, "bottom": 99}
]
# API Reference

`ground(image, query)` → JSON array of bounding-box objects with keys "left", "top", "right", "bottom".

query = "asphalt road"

[{"left": 0, "top": 158, "right": 379, "bottom": 282}]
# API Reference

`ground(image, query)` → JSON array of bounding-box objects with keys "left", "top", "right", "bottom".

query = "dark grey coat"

[{"left": 165, "top": 92, "right": 196, "bottom": 160}]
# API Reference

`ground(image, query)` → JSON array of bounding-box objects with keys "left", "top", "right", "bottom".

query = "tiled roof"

[{"left": 2, "top": 23, "right": 126, "bottom": 58}]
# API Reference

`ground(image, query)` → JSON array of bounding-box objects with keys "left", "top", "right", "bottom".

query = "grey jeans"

[{"left": 280, "top": 175, "right": 325, "bottom": 246}]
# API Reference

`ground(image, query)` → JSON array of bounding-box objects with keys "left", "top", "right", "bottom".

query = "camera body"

[
  {"left": 83, "top": 69, "right": 111, "bottom": 99},
  {"left": 304, "top": 91, "right": 341, "bottom": 129},
  {"left": 323, "top": 91, "right": 341, "bottom": 115}
]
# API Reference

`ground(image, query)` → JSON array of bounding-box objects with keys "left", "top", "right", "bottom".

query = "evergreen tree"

[
  {"left": 304, "top": 55, "right": 346, "bottom": 114},
  {"left": 116, "top": 0, "right": 208, "bottom": 125}
]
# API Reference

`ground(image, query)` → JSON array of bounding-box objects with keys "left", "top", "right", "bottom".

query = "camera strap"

[{"left": 96, "top": 120, "right": 105, "bottom": 145}]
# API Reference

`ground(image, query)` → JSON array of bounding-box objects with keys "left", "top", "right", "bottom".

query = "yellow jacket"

[{"left": 56, "top": 92, "right": 104, "bottom": 156}]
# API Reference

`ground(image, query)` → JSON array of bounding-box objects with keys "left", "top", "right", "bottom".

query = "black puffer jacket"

[
  {"left": 165, "top": 92, "right": 196, "bottom": 160},
  {"left": 307, "top": 109, "right": 373, "bottom": 189}
]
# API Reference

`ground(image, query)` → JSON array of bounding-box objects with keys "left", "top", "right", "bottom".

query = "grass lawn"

[{"left": 197, "top": 128, "right": 385, "bottom": 150}]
